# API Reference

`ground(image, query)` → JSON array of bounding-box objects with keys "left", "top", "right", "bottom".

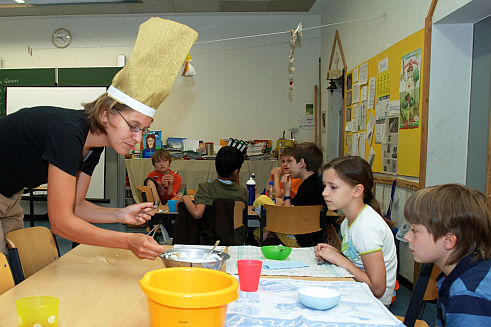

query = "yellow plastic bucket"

[{"left": 139, "top": 267, "right": 239, "bottom": 327}]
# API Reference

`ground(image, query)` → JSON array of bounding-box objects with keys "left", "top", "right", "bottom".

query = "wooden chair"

[
  {"left": 0, "top": 253, "right": 14, "bottom": 295},
  {"left": 5, "top": 226, "right": 60, "bottom": 280},
  {"left": 259, "top": 204, "right": 326, "bottom": 246},
  {"left": 233, "top": 201, "right": 248, "bottom": 245},
  {"left": 395, "top": 262, "right": 435, "bottom": 327},
  {"left": 136, "top": 185, "right": 155, "bottom": 203}
]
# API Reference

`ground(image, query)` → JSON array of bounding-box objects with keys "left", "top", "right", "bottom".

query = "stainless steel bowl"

[{"left": 160, "top": 247, "right": 230, "bottom": 271}]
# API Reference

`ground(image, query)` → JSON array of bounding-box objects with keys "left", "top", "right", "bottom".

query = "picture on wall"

[
  {"left": 346, "top": 72, "right": 353, "bottom": 90},
  {"left": 141, "top": 131, "right": 162, "bottom": 158},
  {"left": 399, "top": 48, "right": 421, "bottom": 129}
]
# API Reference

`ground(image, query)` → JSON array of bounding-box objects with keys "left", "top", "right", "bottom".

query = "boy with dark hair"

[
  {"left": 281, "top": 142, "right": 324, "bottom": 208},
  {"left": 279, "top": 142, "right": 325, "bottom": 247},
  {"left": 404, "top": 183, "right": 491, "bottom": 327},
  {"left": 146, "top": 149, "right": 181, "bottom": 204},
  {"left": 179, "top": 146, "right": 247, "bottom": 219}
]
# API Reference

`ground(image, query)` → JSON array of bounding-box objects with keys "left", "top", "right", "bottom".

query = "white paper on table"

[
  {"left": 368, "top": 77, "right": 376, "bottom": 109},
  {"left": 368, "top": 147, "right": 375, "bottom": 166},
  {"left": 359, "top": 62, "right": 369, "bottom": 84},
  {"left": 360, "top": 85, "right": 368, "bottom": 102},
  {"left": 182, "top": 139, "right": 200, "bottom": 152},
  {"left": 367, "top": 113, "right": 376, "bottom": 145},
  {"left": 375, "top": 123, "right": 385, "bottom": 143},
  {"left": 353, "top": 67, "right": 359, "bottom": 83},
  {"left": 378, "top": 57, "right": 389, "bottom": 73},
  {"left": 359, "top": 132, "right": 366, "bottom": 159},
  {"left": 226, "top": 246, "right": 352, "bottom": 277},
  {"left": 352, "top": 83, "right": 360, "bottom": 104},
  {"left": 359, "top": 101, "right": 367, "bottom": 131},
  {"left": 389, "top": 100, "right": 400, "bottom": 114},
  {"left": 226, "top": 278, "right": 405, "bottom": 327}
]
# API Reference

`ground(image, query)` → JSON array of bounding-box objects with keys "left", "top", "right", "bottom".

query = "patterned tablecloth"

[
  {"left": 226, "top": 246, "right": 353, "bottom": 278},
  {"left": 226, "top": 278, "right": 404, "bottom": 327}
]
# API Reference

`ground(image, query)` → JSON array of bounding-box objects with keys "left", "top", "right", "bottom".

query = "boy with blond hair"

[{"left": 404, "top": 183, "right": 491, "bottom": 326}]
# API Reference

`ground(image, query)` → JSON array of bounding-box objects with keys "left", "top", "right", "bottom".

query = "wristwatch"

[{"left": 283, "top": 195, "right": 292, "bottom": 201}]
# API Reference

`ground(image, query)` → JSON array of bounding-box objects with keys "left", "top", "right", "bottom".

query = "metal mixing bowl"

[{"left": 160, "top": 247, "right": 230, "bottom": 271}]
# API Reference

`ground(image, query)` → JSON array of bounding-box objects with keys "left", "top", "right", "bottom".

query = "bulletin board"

[{"left": 343, "top": 29, "right": 424, "bottom": 178}]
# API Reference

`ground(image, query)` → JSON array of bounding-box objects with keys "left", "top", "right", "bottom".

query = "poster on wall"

[
  {"left": 141, "top": 131, "right": 162, "bottom": 158},
  {"left": 382, "top": 114, "right": 399, "bottom": 174},
  {"left": 399, "top": 48, "right": 421, "bottom": 129}
]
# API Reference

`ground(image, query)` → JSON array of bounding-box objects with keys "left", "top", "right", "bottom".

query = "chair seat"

[{"left": 396, "top": 315, "right": 429, "bottom": 327}]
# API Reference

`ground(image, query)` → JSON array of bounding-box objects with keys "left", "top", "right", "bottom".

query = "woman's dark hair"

[{"left": 323, "top": 156, "right": 382, "bottom": 215}]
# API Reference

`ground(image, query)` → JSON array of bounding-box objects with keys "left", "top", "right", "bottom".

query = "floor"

[{"left": 25, "top": 218, "right": 437, "bottom": 327}]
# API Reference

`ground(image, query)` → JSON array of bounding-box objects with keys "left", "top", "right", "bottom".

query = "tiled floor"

[{"left": 25, "top": 218, "right": 437, "bottom": 327}]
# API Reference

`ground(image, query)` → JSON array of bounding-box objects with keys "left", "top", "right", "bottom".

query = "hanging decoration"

[
  {"left": 288, "top": 22, "right": 302, "bottom": 99},
  {"left": 182, "top": 54, "right": 196, "bottom": 77}
]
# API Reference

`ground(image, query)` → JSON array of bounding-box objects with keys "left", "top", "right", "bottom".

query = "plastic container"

[
  {"left": 266, "top": 181, "right": 276, "bottom": 199},
  {"left": 237, "top": 260, "right": 262, "bottom": 292},
  {"left": 261, "top": 245, "right": 292, "bottom": 260},
  {"left": 246, "top": 176, "right": 256, "bottom": 205},
  {"left": 16, "top": 296, "right": 59, "bottom": 327},
  {"left": 139, "top": 267, "right": 239, "bottom": 327},
  {"left": 298, "top": 287, "right": 340, "bottom": 310}
]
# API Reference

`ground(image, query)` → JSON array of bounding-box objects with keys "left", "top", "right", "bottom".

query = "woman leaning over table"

[
  {"left": 0, "top": 95, "right": 162, "bottom": 259},
  {"left": 0, "top": 17, "right": 198, "bottom": 260}
]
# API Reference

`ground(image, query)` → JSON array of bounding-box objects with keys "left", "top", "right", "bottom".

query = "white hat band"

[{"left": 107, "top": 85, "right": 156, "bottom": 118}]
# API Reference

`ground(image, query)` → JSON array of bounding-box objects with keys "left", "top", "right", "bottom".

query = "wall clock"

[{"left": 52, "top": 28, "right": 72, "bottom": 48}]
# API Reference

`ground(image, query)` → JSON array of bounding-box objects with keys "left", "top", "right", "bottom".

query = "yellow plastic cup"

[
  {"left": 16, "top": 296, "right": 59, "bottom": 327},
  {"left": 139, "top": 267, "right": 239, "bottom": 327}
]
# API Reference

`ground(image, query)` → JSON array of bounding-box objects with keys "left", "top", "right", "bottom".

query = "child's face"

[
  {"left": 286, "top": 156, "right": 302, "bottom": 178},
  {"left": 322, "top": 168, "right": 356, "bottom": 211},
  {"left": 280, "top": 155, "right": 291, "bottom": 174},
  {"left": 404, "top": 224, "right": 446, "bottom": 264},
  {"left": 154, "top": 158, "right": 170, "bottom": 174}
]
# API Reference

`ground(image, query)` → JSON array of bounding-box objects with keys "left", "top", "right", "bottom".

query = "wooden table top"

[{"left": 0, "top": 245, "right": 352, "bottom": 326}]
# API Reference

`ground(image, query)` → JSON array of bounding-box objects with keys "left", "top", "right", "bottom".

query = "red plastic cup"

[{"left": 237, "top": 259, "right": 262, "bottom": 292}]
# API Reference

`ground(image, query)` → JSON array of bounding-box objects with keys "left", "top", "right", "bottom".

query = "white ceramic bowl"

[{"left": 298, "top": 287, "right": 340, "bottom": 310}]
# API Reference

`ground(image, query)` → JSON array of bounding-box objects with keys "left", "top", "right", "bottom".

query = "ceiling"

[{"left": 0, "top": 0, "right": 327, "bottom": 17}]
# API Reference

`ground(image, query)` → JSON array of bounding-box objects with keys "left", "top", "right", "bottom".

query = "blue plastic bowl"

[{"left": 298, "top": 287, "right": 340, "bottom": 310}]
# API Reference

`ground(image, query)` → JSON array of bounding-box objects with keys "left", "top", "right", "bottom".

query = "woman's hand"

[
  {"left": 127, "top": 233, "right": 165, "bottom": 260},
  {"left": 118, "top": 202, "right": 154, "bottom": 225}
]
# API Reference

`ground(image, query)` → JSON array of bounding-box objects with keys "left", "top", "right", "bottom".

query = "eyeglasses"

[{"left": 115, "top": 110, "right": 149, "bottom": 133}]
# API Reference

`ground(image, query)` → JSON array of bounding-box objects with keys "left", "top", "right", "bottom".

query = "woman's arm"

[
  {"left": 73, "top": 171, "right": 154, "bottom": 224},
  {"left": 48, "top": 164, "right": 163, "bottom": 259},
  {"left": 315, "top": 244, "right": 386, "bottom": 298}
]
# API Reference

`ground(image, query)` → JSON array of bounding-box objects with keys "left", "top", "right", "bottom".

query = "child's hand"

[
  {"left": 162, "top": 173, "right": 174, "bottom": 186},
  {"left": 281, "top": 174, "right": 292, "bottom": 192},
  {"left": 315, "top": 243, "right": 343, "bottom": 264}
]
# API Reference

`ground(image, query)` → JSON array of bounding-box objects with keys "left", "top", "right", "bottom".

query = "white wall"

[{"left": 0, "top": 14, "right": 321, "bottom": 147}]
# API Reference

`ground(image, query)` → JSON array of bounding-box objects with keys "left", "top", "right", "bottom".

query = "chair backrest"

[
  {"left": 233, "top": 201, "right": 246, "bottom": 229},
  {"left": 262, "top": 204, "right": 324, "bottom": 235},
  {"left": 404, "top": 262, "right": 434, "bottom": 327},
  {"left": 5, "top": 226, "right": 59, "bottom": 279},
  {"left": 0, "top": 253, "right": 14, "bottom": 295},
  {"left": 137, "top": 185, "right": 155, "bottom": 203}
]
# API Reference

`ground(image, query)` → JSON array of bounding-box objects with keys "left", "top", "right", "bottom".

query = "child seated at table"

[
  {"left": 269, "top": 147, "right": 302, "bottom": 200},
  {"left": 403, "top": 183, "right": 491, "bottom": 326},
  {"left": 146, "top": 149, "right": 181, "bottom": 204},
  {"left": 179, "top": 146, "right": 248, "bottom": 219},
  {"left": 314, "top": 156, "right": 397, "bottom": 306}
]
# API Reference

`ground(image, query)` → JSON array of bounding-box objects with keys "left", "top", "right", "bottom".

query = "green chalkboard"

[
  {"left": 0, "top": 68, "right": 56, "bottom": 116},
  {"left": 58, "top": 67, "right": 121, "bottom": 86}
]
